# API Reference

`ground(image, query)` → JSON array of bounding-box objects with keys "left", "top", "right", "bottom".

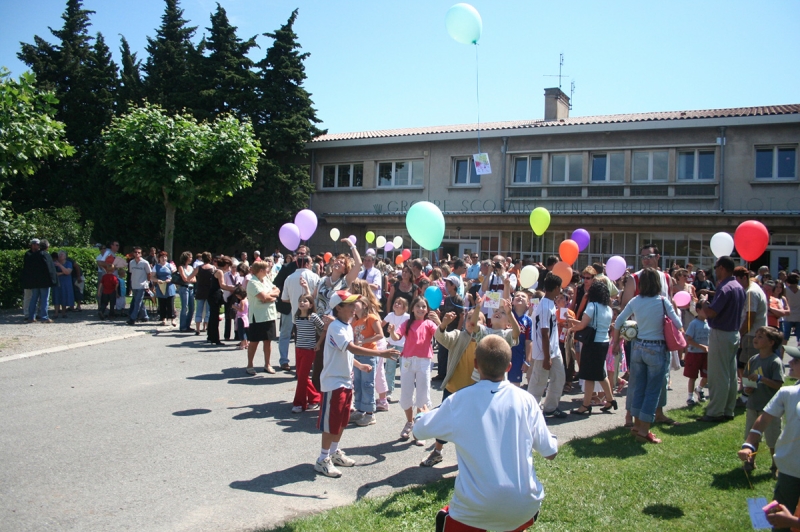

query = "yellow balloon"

[
  {"left": 329, "top": 228, "right": 340, "bottom": 241},
  {"left": 529, "top": 207, "right": 551, "bottom": 236},
  {"left": 366, "top": 231, "right": 375, "bottom": 243}
]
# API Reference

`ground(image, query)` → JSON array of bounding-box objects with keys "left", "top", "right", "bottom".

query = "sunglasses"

[
  {"left": 582, "top": 276, "right": 593, "bottom": 280},
  {"left": 641, "top": 254, "right": 658, "bottom": 259}
]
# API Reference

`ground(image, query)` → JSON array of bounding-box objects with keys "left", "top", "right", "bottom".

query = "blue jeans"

[
  {"left": 179, "top": 286, "right": 195, "bottom": 330},
  {"left": 384, "top": 352, "right": 399, "bottom": 394},
  {"left": 783, "top": 321, "right": 800, "bottom": 343},
  {"left": 129, "top": 289, "right": 148, "bottom": 321},
  {"left": 28, "top": 287, "right": 50, "bottom": 320},
  {"left": 194, "top": 299, "right": 210, "bottom": 323},
  {"left": 278, "top": 313, "right": 293, "bottom": 366},
  {"left": 629, "top": 340, "right": 669, "bottom": 423},
  {"left": 353, "top": 355, "right": 377, "bottom": 412}
]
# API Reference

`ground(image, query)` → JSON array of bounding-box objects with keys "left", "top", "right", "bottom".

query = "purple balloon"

[
  {"left": 606, "top": 255, "right": 627, "bottom": 281},
  {"left": 348, "top": 235, "right": 357, "bottom": 245},
  {"left": 279, "top": 223, "right": 301, "bottom": 251},
  {"left": 294, "top": 209, "right": 318, "bottom": 240},
  {"left": 384, "top": 242, "right": 394, "bottom": 252},
  {"left": 571, "top": 228, "right": 590, "bottom": 251}
]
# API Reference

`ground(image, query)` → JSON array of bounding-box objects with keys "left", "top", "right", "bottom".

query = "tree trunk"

[{"left": 163, "top": 187, "right": 176, "bottom": 259}]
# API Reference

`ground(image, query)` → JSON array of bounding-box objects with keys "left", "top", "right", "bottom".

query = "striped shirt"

[{"left": 295, "top": 313, "right": 324, "bottom": 349}]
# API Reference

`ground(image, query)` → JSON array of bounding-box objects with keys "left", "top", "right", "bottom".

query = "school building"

[{"left": 305, "top": 88, "right": 800, "bottom": 273}]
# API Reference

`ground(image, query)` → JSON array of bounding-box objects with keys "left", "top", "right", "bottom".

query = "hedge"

[{"left": 0, "top": 247, "right": 100, "bottom": 309}]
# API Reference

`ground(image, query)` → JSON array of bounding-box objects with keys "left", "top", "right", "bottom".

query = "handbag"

[
  {"left": 662, "top": 298, "right": 687, "bottom": 351},
  {"left": 574, "top": 302, "right": 597, "bottom": 344}
]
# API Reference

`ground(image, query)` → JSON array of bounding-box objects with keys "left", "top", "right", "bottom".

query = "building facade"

[{"left": 305, "top": 89, "right": 800, "bottom": 273}]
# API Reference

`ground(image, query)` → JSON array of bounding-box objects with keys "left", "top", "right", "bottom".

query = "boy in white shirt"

[
  {"left": 413, "top": 335, "right": 558, "bottom": 532},
  {"left": 315, "top": 290, "right": 399, "bottom": 478},
  {"left": 528, "top": 273, "right": 568, "bottom": 418}
]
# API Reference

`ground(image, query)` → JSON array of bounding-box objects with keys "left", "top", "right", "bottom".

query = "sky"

[{"left": 1, "top": 0, "right": 799, "bottom": 135}]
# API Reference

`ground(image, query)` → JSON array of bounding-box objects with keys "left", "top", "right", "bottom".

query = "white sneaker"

[
  {"left": 356, "top": 413, "right": 376, "bottom": 426},
  {"left": 291, "top": 405, "right": 303, "bottom": 413},
  {"left": 349, "top": 411, "right": 365, "bottom": 423},
  {"left": 331, "top": 449, "right": 356, "bottom": 467},
  {"left": 400, "top": 421, "right": 414, "bottom": 440},
  {"left": 307, "top": 403, "right": 320, "bottom": 411},
  {"left": 314, "top": 457, "right": 342, "bottom": 477}
]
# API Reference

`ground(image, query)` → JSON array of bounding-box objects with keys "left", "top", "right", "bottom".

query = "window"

[
  {"left": 677, "top": 150, "right": 715, "bottom": 180},
  {"left": 378, "top": 160, "right": 424, "bottom": 187},
  {"left": 550, "top": 153, "right": 582, "bottom": 183},
  {"left": 591, "top": 153, "right": 624, "bottom": 182},
  {"left": 454, "top": 157, "right": 480, "bottom": 185},
  {"left": 321, "top": 163, "right": 363, "bottom": 189},
  {"left": 632, "top": 150, "right": 668, "bottom": 182},
  {"left": 512, "top": 156, "right": 542, "bottom": 183},
  {"left": 755, "top": 147, "right": 796, "bottom": 179}
]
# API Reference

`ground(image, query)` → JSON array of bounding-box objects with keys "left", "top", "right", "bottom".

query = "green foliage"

[
  {"left": 0, "top": 68, "right": 74, "bottom": 186},
  {"left": 0, "top": 246, "right": 99, "bottom": 309},
  {"left": 118, "top": 36, "right": 144, "bottom": 109},
  {"left": 0, "top": 203, "right": 93, "bottom": 250}
]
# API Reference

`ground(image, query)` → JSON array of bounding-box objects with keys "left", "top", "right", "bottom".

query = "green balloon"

[
  {"left": 529, "top": 207, "right": 551, "bottom": 236},
  {"left": 406, "top": 201, "right": 445, "bottom": 250},
  {"left": 445, "top": 3, "right": 483, "bottom": 45},
  {"left": 366, "top": 231, "right": 375, "bottom": 243}
]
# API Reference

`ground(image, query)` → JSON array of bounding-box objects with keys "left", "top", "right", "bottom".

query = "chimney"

[{"left": 544, "top": 87, "right": 570, "bottom": 121}]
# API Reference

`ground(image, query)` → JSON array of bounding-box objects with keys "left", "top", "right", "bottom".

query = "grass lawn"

[{"left": 267, "top": 401, "right": 780, "bottom": 531}]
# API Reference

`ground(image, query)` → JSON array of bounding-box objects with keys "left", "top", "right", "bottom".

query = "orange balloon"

[
  {"left": 551, "top": 261, "right": 573, "bottom": 288},
  {"left": 559, "top": 239, "right": 579, "bottom": 265},
  {"left": 324, "top": 252, "right": 332, "bottom": 263},
  {"left": 401, "top": 248, "right": 412, "bottom": 261},
  {"left": 395, "top": 255, "right": 404, "bottom": 266}
]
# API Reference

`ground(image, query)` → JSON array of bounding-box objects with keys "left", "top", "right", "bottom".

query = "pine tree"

[
  {"left": 143, "top": 0, "right": 200, "bottom": 115},
  {"left": 119, "top": 36, "right": 144, "bottom": 109}
]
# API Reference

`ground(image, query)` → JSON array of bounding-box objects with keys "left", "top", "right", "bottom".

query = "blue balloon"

[
  {"left": 424, "top": 286, "right": 443, "bottom": 309},
  {"left": 445, "top": 3, "right": 482, "bottom": 45}
]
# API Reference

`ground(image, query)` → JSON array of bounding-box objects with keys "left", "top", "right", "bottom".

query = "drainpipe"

[
  {"left": 309, "top": 149, "right": 316, "bottom": 210},
  {"left": 500, "top": 137, "right": 509, "bottom": 212},
  {"left": 718, "top": 127, "right": 726, "bottom": 213}
]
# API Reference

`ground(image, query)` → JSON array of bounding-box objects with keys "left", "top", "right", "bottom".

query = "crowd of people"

[{"left": 18, "top": 235, "right": 800, "bottom": 531}]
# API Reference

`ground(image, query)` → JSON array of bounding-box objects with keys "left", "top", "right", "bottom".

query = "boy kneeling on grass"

[
  {"left": 315, "top": 291, "right": 400, "bottom": 478},
  {"left": 413, "top": 335, "right": 558, "bottom": 532}
]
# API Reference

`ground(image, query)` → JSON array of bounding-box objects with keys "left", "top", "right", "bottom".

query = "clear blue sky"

[{"left": 2, "top": 0, "right": 799, "bottom": 134}]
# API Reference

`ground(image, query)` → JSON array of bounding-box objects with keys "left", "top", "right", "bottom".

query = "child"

[
  {"left": 350, "top": 296, "right": 385, "bottom": 426},
  {"left": 413, "top": 335, "right": 559, "bottom": 532},
  {"left": 381, "top": 297, "right": 409, "bottom": 404},
  {"left": 528, "top": 273, "right": 568, "bottom": 418},
  {"left": 116, "top": 267, "right": 127, "bottom": 314},
  {"left": 742, "top": 326, "right": 785, "bottom": 474},
  {"left": 510, "top": 291, "right": 533, "bottom": 387},
  {"left": 388, "top": 296, "right": 439, "bottom": 445},
  {"left": 555, "top": 291, "right": 577, "bottom": 390},
  {"left": 314, "top": 290, "right": 399, "bottom": 478},
  {"left": 232, "top": 286, "right": 249, "bottom": 351},
  {"left": 607, "top": 327, "right": 628, "bottom": 395},
  {"left": 99, "top": 265, "right": 119, "bottom": 319},
  {"left": 292, "top": 295, "right": 323, "bottom": 412},
  {"left": 684, "top": 301, "right": 711, "bottom": 406}
]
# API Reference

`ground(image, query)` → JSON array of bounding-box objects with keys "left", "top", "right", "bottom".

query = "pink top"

[
  {"left": 399, "top": 319, "right": 437, "bottom": 359},
  {"left": 235, "top": 299, "right": 249, "bottom": 328}
]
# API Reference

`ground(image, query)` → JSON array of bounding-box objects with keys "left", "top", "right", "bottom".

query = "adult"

[
  {"left": 70, "top": 257, "right": 84, "bottom": 312},
  {"left": 782, "top": 273, "right": 800, "bottom": 344},
  {"left": 700, "top": 256, "right": 746, "bottom": 422},
  {"left": 410, "top": 259, "right": 428, "bottom": 288},
  {"left": 127, "top": 247, "right": 152, "bottom": 325},
  {"left": 145, "top": 247, "right": 158, "bottom": 268},
  {"left": 281, "top": 253, "right": 321, "bottom": 369},
  {"left": 239, "top": 252, "right": 249, "bottom": 268},
  {"left": 735, "top": 266, "right": 768, "bottom": 392},
  {"left": 568, "top": 280, "right": 616, "bottom": 415},
  {"left": 317, "top": 240, "right": 361, "bottom": 315},
  {"left": 194, "top": 252, "right": 214, "bottom": 335},
  {"left": 207, "top": 256, "right": 236, "bottom": 346},
  {"left": 387, "top": 265, "right": 418, "bottom": 312},
  {"left": 451, "top": 259, "right": 467, "bottom": 298},
  {"left": 22, "top": 238, "right": 57, "bottom": 323},
  {"left": 465, "top": 253, "right": 481, "bottom": 284},
  {"left": 273, "top": 246, "right": 304, "bottom": 369},
  {"left": 672, "top": 268, "right": 697, "bottom": 330},
  {"left": 152, "top": 251, "right": 177, "bottom": 327},
  {"left": 358, "top": 250, "right": 382, "bottom": 300},
  {"left": 176, "top": 251, "right": 197, "bottom": 332},
  {"left": 570, "top": 266, "right": 598, "bottom": 320},
  {"left": 223, "top": 261, "right": 243, "bottom": 341},
  {"left": 246, "top": 261, "right": 280, "bottom": 374},
  {"left": 613, "top": 268, "right": 682, "bottom": 443},
  {"left": 51, "top": 251, "right": 74, "bottom": 319},
  {"left": 764, "top": 281, "right": 790, "bottom": 331}
]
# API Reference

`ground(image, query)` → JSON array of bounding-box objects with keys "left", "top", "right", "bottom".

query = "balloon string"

[{"left": 475, "top": 42, "right": 481, "bottom": 155}]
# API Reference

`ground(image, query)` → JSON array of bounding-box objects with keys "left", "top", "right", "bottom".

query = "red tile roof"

[{"left": 311, "top": 104, "right": 800, "bottom": 143}]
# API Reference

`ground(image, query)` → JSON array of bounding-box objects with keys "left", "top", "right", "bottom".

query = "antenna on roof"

[
  {"left": 570, "top": 80, "right": 575, "bottom": 110},
  {"left": 544, "top": 53, "right": 569, "bottom": 89}
]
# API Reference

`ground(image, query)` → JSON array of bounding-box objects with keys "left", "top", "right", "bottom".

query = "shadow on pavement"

[
  {"left": 172, "top": 408, "right": 212, "bottom": 416},
  {"left": 229, "top": 464, "right": 324, "bottom": 498},
  {"left": 355, "top": 464, "right": 458, "bottom": 501},
  {"left": 187, "top": 367, "right": 294, "bottom": 386}
]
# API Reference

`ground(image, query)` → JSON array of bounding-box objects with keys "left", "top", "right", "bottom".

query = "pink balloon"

[
  {"left": 367, "top": 248, "right": 375, "bottom": 255},
  {"left": 278, "top": 223, "right": 301, "bottom": 251},
  {"left": 673, "top": 291, "right": 691, "bottom": 308},
  {"left": 571, "top": 229, "right": 590, "bottom": 252},
  {"left": 348, "top": 235, "right": 357, "bottom": 245},
  {"left": 605, "top": 255, "right": 627, "bottom": 281},
  {"left": 384, "top": 242, "right": 394, "bottom": 252},
  {"left": 294, "top": 209, "right": 318, "bottom": 240}
]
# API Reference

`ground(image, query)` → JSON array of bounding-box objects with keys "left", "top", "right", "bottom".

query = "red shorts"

[
  {"left": 317, "top": 387, "right": 352, "bottom": 434},
  {"left": 683, "top": 352, "right": 708, "bottom": 379},
  {"left": 435, "top": 505, "right": 537, "bottom": 532}
]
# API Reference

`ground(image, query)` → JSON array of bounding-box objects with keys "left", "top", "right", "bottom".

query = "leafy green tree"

[
  {"left": 101, "top": 102, "right": 260, "bottom": 256},
  {"left": 0, "top": 203, "right": 93, "bottom": 249},
  {"left": 0, "top": 68, "right": 74, "bottom": 188}
]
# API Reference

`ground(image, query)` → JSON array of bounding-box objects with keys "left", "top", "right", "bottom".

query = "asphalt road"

[{"left": 0, "top": 327, "right": 699, "bottom": 532}]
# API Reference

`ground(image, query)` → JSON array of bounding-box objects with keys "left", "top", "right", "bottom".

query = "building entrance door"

[
  {"left": 770, "top": 248, "right": 798, "bottom": 274},
  {"left": 438, "top": 240, "right": 480, "bottom": 262}
]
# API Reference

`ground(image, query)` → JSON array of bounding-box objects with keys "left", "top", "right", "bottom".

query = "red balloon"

[
  {"left": 323, "top": 252, "right": 332, "bottom": 263},
  {"left": 401, "top": 249, "right": 412, "bottom": 261},
  {"left": 551, "top": 261, "right": 573, "bottom": 288},
  {"left": 559, "top": 239, "right": 579, "bottom": 265},
  {"left": 395, "top": 254, "right": 405, "bottom": 266},
  {"left": 734, "top": 220, "right": 769, "bottom": 262}
]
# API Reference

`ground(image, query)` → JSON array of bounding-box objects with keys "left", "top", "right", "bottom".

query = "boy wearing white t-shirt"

[
  {"left": 528, "top": 273, "right": 568, "bottom": 418},
  {"left": 315, "top": 290, "right": 400, "bottom": 478},
  {"left": 413, "top": 335, "right": 558, "bottom": 532}
]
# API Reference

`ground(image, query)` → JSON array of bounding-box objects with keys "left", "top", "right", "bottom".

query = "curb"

[{"left": 0, "top": 331, "right": 147, "bottom": 363}]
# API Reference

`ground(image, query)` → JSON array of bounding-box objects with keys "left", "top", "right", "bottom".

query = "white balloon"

[
  {"left": 519, "top": 265, "right": 540, "bottom": 289},
  {"left": 375, "top": 236, "right": 387, "bottom": 248},
  {"left": 329, "top": 228, "right": 340, "bottom": 241},
  {"left": 710, "top": 232, "right": 734, "bottom": 259},
  {"left": 392, "top": 236, "right": 403, "bottom": 248}
]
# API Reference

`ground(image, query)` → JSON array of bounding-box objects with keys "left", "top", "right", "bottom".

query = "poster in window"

[{"left": 473, "top": 153, "right": 492, "bottom": 175}]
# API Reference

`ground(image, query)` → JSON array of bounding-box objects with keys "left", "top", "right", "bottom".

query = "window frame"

[
  {"left": 631, "top": 150, "right": 669, "bottom": 183},
  {"left": 453, "top": 157, "right": 481, "bottom": 186},
  {"left": 511, "top": 156, "right": 543, "bottom": 184},
  {"left": 590, "top": 152, "right": 624, "bottom": 183},
  {"left": 550, "top": 153, "right": 583, "bottom": 184},
  {"left": 377, "top": 160, "right": 424, "bottom": 188},
  {"left": 321, "top": 162, "right": 364, "bottom": 189},
  {"left": 755, "top": 146, "right": 797, "bottom": 180},
  {"left": 677, "top": 149, "right": 716, "bottom": 181}
]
